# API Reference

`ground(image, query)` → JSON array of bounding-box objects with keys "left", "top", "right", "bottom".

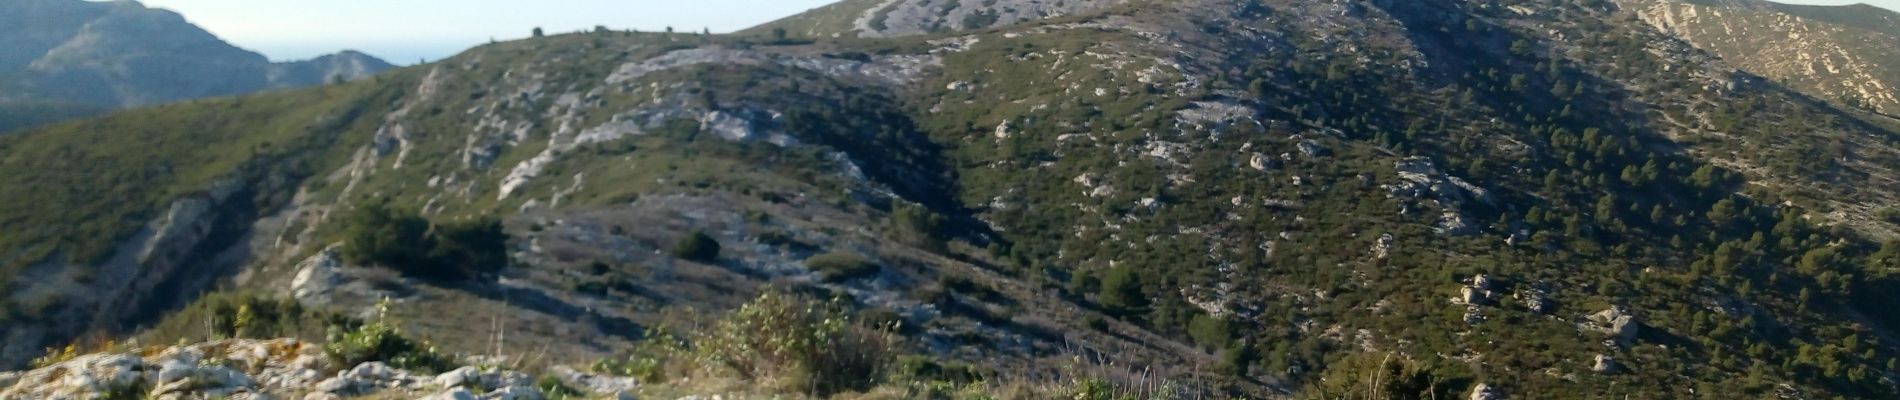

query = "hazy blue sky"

[{"left": 133, "top": 0, "right": 1899, "bottom": 64}]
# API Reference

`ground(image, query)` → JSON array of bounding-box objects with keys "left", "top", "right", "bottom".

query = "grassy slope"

[
  {"left": 0, "top": 100, "right": 111, "bottom": 134},
  {"left": 0, "top": 75, "right": 409, "bottom": 288}
]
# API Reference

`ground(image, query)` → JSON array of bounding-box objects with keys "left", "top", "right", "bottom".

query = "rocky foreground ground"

[{"left": 0, "top": 339, "right": 639, "bottom": 400}]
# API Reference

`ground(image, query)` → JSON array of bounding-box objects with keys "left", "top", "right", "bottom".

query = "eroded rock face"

[
  {"left": 1386, "top": 157, "right": 1493, "bottom": 236},
  {"left": 291, "top": 244, "right": 345, "bottom": 306},
  {"left": 4, "top": 178, "right": 255, "bottom": 369}
]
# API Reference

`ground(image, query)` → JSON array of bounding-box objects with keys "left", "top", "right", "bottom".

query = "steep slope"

[
  {"left": 0, "top": 0, "right": 395, "bottom": 132},
  {"left": 7, "top": 0, "right": 1900, "bottom": 399},
  {"left": 1618, "top": 0, "right": 1900, "bottom": 114}
]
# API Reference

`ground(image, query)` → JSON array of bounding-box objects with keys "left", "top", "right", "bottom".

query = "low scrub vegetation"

[
  {"left": 694, "top": 291, "right": 896, "bottom": 395},
  {"left": 142, "top": 292, "right": 340, "bottom": 345},
  {"left": 588, "top": 291, "right": 898, "bottom": 397},
  {"left": 672, "top": 231, "right": 722, "bottom": 263},
  {"left": 322, "top": 298, "right": 452, "bottom": 374},
  {"left": 803, "top": 252, "right": 880, "bottom": 282}
]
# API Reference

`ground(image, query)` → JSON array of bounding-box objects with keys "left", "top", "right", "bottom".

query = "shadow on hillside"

[{"left": 450, "top": 280, "right": 647, "bottom": 342}]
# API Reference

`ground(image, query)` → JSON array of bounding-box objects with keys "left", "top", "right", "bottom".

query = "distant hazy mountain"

[{"left": 0, "top": 0, "right": 394, "bottom": 132}]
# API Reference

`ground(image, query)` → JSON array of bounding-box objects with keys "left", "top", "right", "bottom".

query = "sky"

[
  {"left": 135, "top": 0, "right": 837, "bottom": 64},
  {"left": 133, "top": 0, "right": 1900, "bottom": 65},
  {"left": 1779, "top": 0, "right": 1900, "bottom": 10}
]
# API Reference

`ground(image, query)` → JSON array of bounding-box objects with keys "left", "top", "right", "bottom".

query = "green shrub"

[
  {"left": 1187, "top": 313, "right": 1233, "bottom": 351},
  {"left": 537, "top": 374, "right": 584, "bottom": 399},
  {"left": 593, "top": 355, "right": 666, "bottom": 382},
  {"left": 323, "top": 300, "right": 451, "bottom": 373},
  {"left": 422, "top": 217, "right": 510, "bottom": 279},
  {"left": 1098, "top": 266, "right": 1149, "bottom": 317},
  {"left": 805, "top": 252, "right": 881, "bottom": 282},
  {"left": 892, "top": 203, "right": 948, "bottom": 251},
  {"left": 695, "top": 292, "right": 896, "bottom": 395},
  {"left": 1298, "top": 352, "right": 1464, "bottom": 400},
  {"left": 1071, "top": 378, "right": 1115, "bottom": 400},
  {"left": 342, "top": 202, "right": 433, "bottom": 268},
  {"left": 342, "top": 203, "right": 508, "bottom": 281},
  {"left": 673, "top": 231, "right": 722, "bottom": 263}
]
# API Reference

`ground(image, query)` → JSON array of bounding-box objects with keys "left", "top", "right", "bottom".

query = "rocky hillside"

[
  {"left": 0, "top": 0, "right": 394, "bottom": 132},
  {"left": 1618, "top": 0, "right": 1900, "bottom": 114},
  {"left": 745, "top": 0, "right": 1133, "bottom": 38},
  {"left": 7, "top": 0, "right": 1900, "bottom": 399},
  {"left": 0, "top": 338, "right": 636, "bottom": 400}
]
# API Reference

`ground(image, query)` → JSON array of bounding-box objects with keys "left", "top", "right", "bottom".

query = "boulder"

[
  {"left": 150, "top": 364, "right": 254, "bottom": 396},
  {"left": 314, "top": 377, "right": 360, "bottom": 394},
  {"left": 1371, "top": 233, "right": 1395, "bottom": 260},
  {"left": 1472, "top": 274, "right": 1496, "bottom": 291},
  {"left": 1515, "top": 289, "right": 1552, "bottom": 315},
  {"left": 550, "top": 365, "right": 641, "bottom": 395},
  {"left": 1249, "top": 153, "right": 1279, "bottom": 171},
  {"left": 1589, "top": 307, "right": 1641, "bottom": 341},
  {"left": 424, "top": 387, "right": 480, "bottom": 400},
  {"left": 491, "top": 371, "right": 534, "bottom": 388},
  {"left": 1469, "top": 383, "right": 1503, "bottom": 400},
  {"left": 347, "top": 362, "right": 399, "bottom": 381},
  {"left": 1592, "top": 354, "right": 1619, "bottom": 374},
  {"left": 1459, "top": 286, "right": 1485, "bottom": 305},
  {"left": 1298, "top": 140, "right": 1329, "bottom": 157},
  {"left": 1435, "top": 210, "right": 1479, "bottom": 236},
  {"left": 491, "top": 385, "right": 546, "bottom": 400},
  {"left": 1505, "top": 230, "right": 1530, "bottom": 247},
  {"left": 435, "top": 366, "right": 482, "bottom": 389}
]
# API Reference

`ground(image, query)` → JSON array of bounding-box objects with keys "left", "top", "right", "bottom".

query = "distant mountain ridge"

[{"left": 0, "top": 0, "right": 394, "bottom": 131}]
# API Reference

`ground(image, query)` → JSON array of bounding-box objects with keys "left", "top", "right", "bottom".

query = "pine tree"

[{"left": 1099, "top": 266, "right": 1150, "bottom": 317}]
